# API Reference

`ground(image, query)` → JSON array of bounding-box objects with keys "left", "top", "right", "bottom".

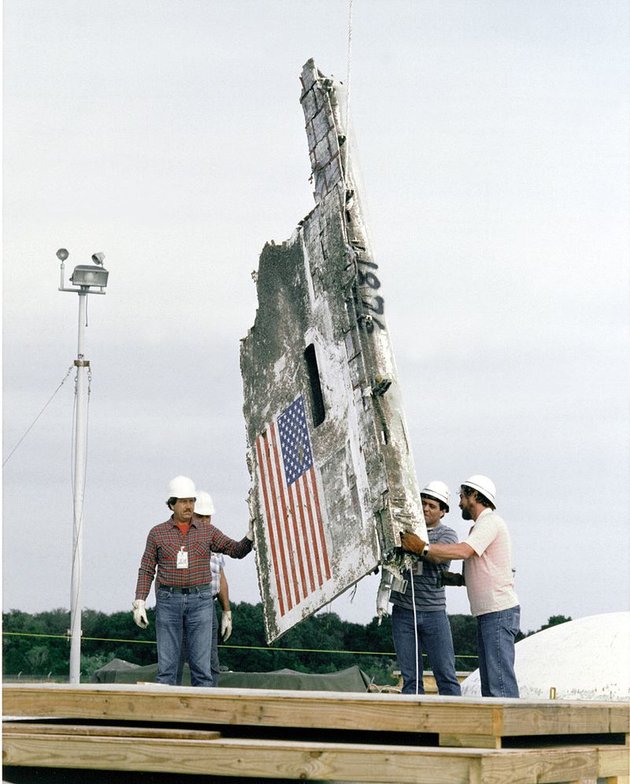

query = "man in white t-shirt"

[{"left": 401, "top": 474, "right": 520, "bottom": 697}]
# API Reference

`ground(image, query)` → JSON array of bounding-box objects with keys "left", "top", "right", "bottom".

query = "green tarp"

[{"left": 92, "top": 658, "right": 371, "bottom": 692}]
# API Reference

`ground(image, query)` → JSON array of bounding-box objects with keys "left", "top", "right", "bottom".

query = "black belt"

[{"left": 159, "top": 584, "right": 211, "bottom": 594}]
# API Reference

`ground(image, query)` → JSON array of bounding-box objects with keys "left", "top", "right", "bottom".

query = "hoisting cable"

[
  {"left": 410, "top": 565, "right": 421, "bottom": 694},
  {"left": 346, "top": 0, "right": 354, "bottom": 134},
  {"left": 2, "top": 365, "right": 74, "bottom": 466}
]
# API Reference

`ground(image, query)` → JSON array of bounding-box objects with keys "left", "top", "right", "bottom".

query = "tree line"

[{"left": 2, "top": 604, "right": 570, "bottom": 684}]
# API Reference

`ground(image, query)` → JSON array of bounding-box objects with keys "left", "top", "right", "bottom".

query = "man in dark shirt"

[
  {"left": 390, "top": 480, "right": 461, "bottom": 695},
  {"left": 132, "top": 475, "right": 253, "bottom": 686}
]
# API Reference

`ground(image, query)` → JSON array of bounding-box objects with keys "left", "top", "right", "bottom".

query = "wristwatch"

[{"left": 422, "top": 542, "right": 430, "bottom": 557}]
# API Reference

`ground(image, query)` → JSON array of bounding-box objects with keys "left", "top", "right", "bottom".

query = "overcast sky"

[{"left": 3, "top": 0, "right": 629, "bottom": 638}]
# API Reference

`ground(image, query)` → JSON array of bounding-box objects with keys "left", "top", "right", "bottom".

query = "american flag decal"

[{"left": 255, "top": 395, "right": 332, "bottom": 617}]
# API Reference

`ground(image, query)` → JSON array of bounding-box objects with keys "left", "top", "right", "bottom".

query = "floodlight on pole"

[{"left": 58, "top": 248, "right": 110, "bottom": 684}]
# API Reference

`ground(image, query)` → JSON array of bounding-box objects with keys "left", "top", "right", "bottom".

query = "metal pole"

[{"left": 69, "top": 289, "right": 88, "bottom": 683}]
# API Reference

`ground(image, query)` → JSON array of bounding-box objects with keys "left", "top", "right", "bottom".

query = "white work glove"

[
  {"left": 220, "top": 610, "right": 232, "bottom": 641},
  {"left": 132, "top": 599, "right": 149, "bottom": 629}
]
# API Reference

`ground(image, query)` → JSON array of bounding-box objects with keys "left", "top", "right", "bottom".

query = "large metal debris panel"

[{"left": 241, "top": 59, "right": 426, "bottom": 643}]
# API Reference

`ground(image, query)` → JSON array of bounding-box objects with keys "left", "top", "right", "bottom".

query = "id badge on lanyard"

[{"left": 177, "top": 546, "right": 189, "bottom": 569}]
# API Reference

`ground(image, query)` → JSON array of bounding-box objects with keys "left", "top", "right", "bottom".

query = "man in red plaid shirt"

[{"left": 132, "top": 475, "right": 253, "bottom": 686}]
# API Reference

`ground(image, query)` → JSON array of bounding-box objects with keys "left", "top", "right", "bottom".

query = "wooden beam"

[
  {"left": 439, "top": 732, "right": 501, "bottom": 749},
  {"left": 3, "top": 731, "right": 626, "bottom": 784},
  {"left": 3, "top": 722, "right": 221, "bottom": 741},
  {"left": 4, "top": 684, "right": 628, "bottom": 745},
  {"left": 597, "top": 744, "right": 630, "bottom": 780},
  {"left": 0, "top": 732, "right": 480, "bottom": 783}
]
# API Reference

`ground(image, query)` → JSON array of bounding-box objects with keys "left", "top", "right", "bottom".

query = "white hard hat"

[
  {"left": 195, "top": 491, "right": 215, "bottom": 516},
  {"left": 167, "top": 475, "right": 196, "bottom": 500},
  {"left": 462, "top": 474, "right": 496, "bottom": 505},
  {"left": 421, "top": 480, "right": 450, "bottom": 511}
]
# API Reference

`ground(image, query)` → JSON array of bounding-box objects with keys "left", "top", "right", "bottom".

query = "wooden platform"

[{"left": 3, "top": 683, "right": 629, "bottom": 783}]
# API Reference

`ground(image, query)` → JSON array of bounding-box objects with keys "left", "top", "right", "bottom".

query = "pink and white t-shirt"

[{"left": 464, "top": 508, "right": 518, "bottom": 617}]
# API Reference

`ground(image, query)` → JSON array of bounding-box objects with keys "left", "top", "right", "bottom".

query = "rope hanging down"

[
  {"left": 346, "top": 0, "right": 354, "bottom": 132},
  {"left": 2, "top": 365, "right": 74, "bottom": 466}
]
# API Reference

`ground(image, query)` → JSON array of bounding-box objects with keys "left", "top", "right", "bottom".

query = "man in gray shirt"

[{"left": 390, "top": 480, "right": 461, "bottom": 695}]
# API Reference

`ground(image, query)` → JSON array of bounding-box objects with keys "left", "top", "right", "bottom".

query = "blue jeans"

[
  {"left": 476, "top": 605, "right": 520, "bottom": 698},
  {"left": 392, "top": 605, "right": 461, "bottom": 695},
  {"left": 176, "top": 599, "right": 220, "bottom": 687},
  {"left": 156, "top": 587, "right": 214, "bottom": 686}
]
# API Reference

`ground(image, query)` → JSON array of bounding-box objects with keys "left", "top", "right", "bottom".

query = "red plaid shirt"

[{"left": 135, "top": 515, "right": 252, "bottom": 600}]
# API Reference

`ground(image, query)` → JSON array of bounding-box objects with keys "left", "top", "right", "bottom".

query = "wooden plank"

[
  {"left": 4, "top": 684, "right": 628, "bottom": 744},
  {"left": 440, "top": 707, "right": 504, "bottom": 748},
  {"left": 479, "top": 746, "right": 599, "bottom": 784},
  {"left": 441, "top": 704, "right": 630, "bottom": 750},
  {"left": 610, "top": 706, "right": 630, "bottom": 734},
  {"left": 482, "top": 747, "right": 629, "bottom": 784},
  {"left": 3, "top": 732, "right": 627, "bottom": 784},
  {"left": 439, "top": 732, "right": 500, "bottom": 749},
  {"left": 2, "top": 722, "right": 221, "bottom": 740},
  {"left": 0, "top": 733, "right": 480, "bottom": 784},
  {"left": 500, "top": 702, "right": 626, "bottom": 736},
  {"left": 1, "top": 684, "right": 498, "bottom": 735},
  {"left": 598, "top": 745, "right": 630, "bottom": 779}
]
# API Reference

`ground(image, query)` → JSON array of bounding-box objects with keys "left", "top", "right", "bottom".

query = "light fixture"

[
  {"left": 58, "top": 249, "right": 109, "bottom": 292},
  {"left": 70, "top": 264, "right": 109, "bottom": 288}
]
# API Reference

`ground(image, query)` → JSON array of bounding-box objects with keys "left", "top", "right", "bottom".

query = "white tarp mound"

[{"left": 461, "top": 611, "right": 630, "bottom": 700}]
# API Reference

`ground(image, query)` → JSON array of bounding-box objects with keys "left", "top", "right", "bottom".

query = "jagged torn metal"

[{"left": 240, "top": 59, "right": 426, "bottom": 643}]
